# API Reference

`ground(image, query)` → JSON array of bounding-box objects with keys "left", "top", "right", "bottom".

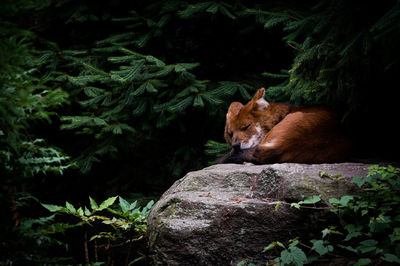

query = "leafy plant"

[
  {"left": 18, "top": 195, "right": 154, "bottom": 264},
  {"left": 0, "top": 6, "right": 72, "bottom": 255},
  {"left": 261, "top": 165, "right": 400, "bottom": 265},
  {"left": 263, "top": 238, "right": 307, "bottom": 266},
  {"left": 0, "top": 36, "right": 71, "bottom": 180},
  {"left": 290, "top": 195, "right": 321, "bottom": 210}
]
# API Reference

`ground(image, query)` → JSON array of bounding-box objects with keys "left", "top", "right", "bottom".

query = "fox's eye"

[
  {"left": 241, "top": 124, "right": 250, "bottom": 131},
  {"left": 228, "top": 131, "right": 233, "bottom": 138}
]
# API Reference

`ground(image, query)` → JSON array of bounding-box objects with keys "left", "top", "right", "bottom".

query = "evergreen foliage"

[
  {"left": 49, "top": 1, "right": 264, "bottom": 180},
  {"left": 249, "top": 1, "right": 400, "bottom": 119},
  {"left": 0, "top": 22, "right": 71, "bottom": 180},
  {"left": 59, "top": 46, "right": 233, "bottom": 172}
]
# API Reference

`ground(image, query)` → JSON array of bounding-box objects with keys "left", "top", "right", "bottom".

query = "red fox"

[{"left": 220, "top": 88, "right": 351, "bottom": 164}]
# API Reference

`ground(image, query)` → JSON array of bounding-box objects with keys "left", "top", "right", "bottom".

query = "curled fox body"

[{"left": 221, "top": 88, "right": 351, "bottom": 164}]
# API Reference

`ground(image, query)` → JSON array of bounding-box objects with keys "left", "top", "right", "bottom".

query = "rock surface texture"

[{"left": 147, "top": 163, "right": 371, "bottom": 265}]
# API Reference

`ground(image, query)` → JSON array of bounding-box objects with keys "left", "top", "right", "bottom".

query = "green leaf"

[
  {"left": 339, "top": 195, "right": 354, "bottom": 206},
  {"left": 322, "top": 228, "right": 330, "bottom": 238},
  {"left": 344, "top": 232, "right": 362, "bottom": 241},
  {"left": 312, "top": 240, "right": 332, "bottom": 256},
  {"left": 98, "top": 196, "right": 118, "bottom": 211},
  {"left": 351, "top": 176, "right": 365, "bottom": 187},
  {"left": 145, "top": 82, "right": 158, "bottom": 93},
  {"left": 237, "top": 260, "right": 247, "bottom": 266},
  {"left": 201, "top": 92, "right": 224, "bottom": 105},
  {"left": 142, "top": 200, "right": 155, "bottom": 214},
  {"left": 132, "top": 83, "right": 147, "bottom": 96},
  {"left": 112, "top": 125, "right": 122, "bottom": 135},
  {"left": 280, "top": 250, "right": 291, "bottom": 265},
  {"left": 238, "top": 86, "right": 251, "bottom": 100},
  {"left": 291, "top": 203, "right": 301, "bottom": 209},
  {"left": 289, "top": 239, "right": 299, "bottom": 248},
  {"left": 122, "top": 60, "right": 145, "bottom": 82},
  {"left": 282, "top": 246, "right": 307, "bottom": 266},
  {"left": 263, "top": 242, "right": 277, "bottom": 252},
  {"left": 145, "top": 55, "right": 165, "bottom": 67},
  {"left": 132, "top": 101, "right": 147, "bottom": 116},
  {"left": 77, "top": 207, "right": 84, "bottom": 216},
  {"left": 321, "top": 226, "right": 342, "bottom": 238},
  {"left": 300, "top": 195, "right": 321, "bottom": 204},
  {"left": 219, "top": 5, "right": 236, "bottom": 20},
  {"left": 276, "top": 241, "right": 285, "bottom": 249},
  {"left": 193, "top": 95, "right": 204, "bottom": 108},
  {"left": 89, "top": 196, "right": 99, "bottom": 211},
  {"left": 174, "top": 63, "right": 200, "bottom": 72},
  {"left": 262, "top": 71, "right": 290, "bottom": 78},
  {"left": 41, "top": 203, "right": 65, "bottom": 212},
  {"left": 358, "top": 239, "right": 378, "bottom": 254},
  {"left": 329, "top": 198, "right": 340, "bottom": 205},
  {"left": 80, "top": 95, "right": 105, "bottom": 106},
  {"left": 344, "top": 224, "right": 362, "bottom": 233},
  {"left": 65, "top": 201, "right": 76, "bottom": 214},
  {"left": 359, "top": 239, "right": 377, "bottom": 247},
  {"left": 206, "top": 4, "right": 218, "bottom": 14},
  {"left": 83, "top": 86, "right": 105, "bottom": 97},
  {"left": 93, "top": 117, "right": 107, "bottom": 126},
  {"left": 119, "top": 196, "right": 130, "bottom": 213},
  {"left": 381, "top": 253, "right": 400, "bottom": 263},
  {"left": 338, "top": 244, "right": 358, "bottom": 253},
  {"left": 167, "top": 96, "right": 194, "bottom": 112},
  {"left": 354, "top": 258, "right": 371, "bottom": 266},
  {"left": 178, "top": 2, "right": 213, "bottom": 18},
  {"left": 84, "top": 206, "right": 91, "bottom": 216},
  {"left": 129, "top": 200, "right": 137, "bottom": 210}
]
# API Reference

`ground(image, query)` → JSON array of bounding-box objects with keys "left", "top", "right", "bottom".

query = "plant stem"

[
  {"left": 95, "top": 239, "right": 98, "bottom": 262},
  {"left": 84, "top": 229, "right": 89, "bottom": 264}
]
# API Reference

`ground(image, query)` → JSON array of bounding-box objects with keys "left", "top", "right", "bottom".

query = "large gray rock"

[{"left": 147, "top": 163, "right": 371, "bottom": 265}]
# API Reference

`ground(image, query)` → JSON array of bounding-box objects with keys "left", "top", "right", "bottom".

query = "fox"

[{"left": 220, "top": 88, "right": 351, "bottom": 164}]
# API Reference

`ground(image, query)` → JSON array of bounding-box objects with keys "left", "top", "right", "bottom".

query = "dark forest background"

[{"left": 1, "top": 0, "right": 400, "bottom": 264}]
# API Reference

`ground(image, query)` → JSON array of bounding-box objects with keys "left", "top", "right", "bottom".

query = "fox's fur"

[{"left": 221, "top": 88, "right": 351, "bottom": 164}]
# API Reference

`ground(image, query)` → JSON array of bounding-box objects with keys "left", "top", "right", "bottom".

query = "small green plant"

[
  {"left": 263, "top": 238, "right": 307, "bottom": 265},
  {"left": 19, "top": 196, "right": 154, "bottom": 265},
  {"left": 261, "top": 165, "right": 400, "bottom": 265}
]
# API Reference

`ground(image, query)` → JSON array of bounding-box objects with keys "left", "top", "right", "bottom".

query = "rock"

[{"left": 147, "top": 163, "right": 371, "bottom": 265}]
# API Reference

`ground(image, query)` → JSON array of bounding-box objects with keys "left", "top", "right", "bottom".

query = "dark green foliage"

[
  {"left": 45, "top": 0, "right": 271, "bottom": 187},
  {"left": 1, "top": 0, "right": 400, "bottom": 264},
  {"left": 246, "top": 1, "right": 400, "bottom": 106},
  {"left": 0, "top": 23, "right": 71, "bottom": 179},
  {"left": 249, "top": 0, "right": 400, "bottom": 158},
  {"left": 59, "top": 45, "right": 234, "bottom": 173},
  {"left": 260, "top": 165, "right": 400, "bottom": 265},
  {"left": 15, "top": 196, "right": 153, "bottom": 264}
]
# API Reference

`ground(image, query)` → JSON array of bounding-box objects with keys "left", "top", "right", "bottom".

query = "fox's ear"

[
  {"left": 251, "top": 88, "right": 269, "bottom": 111},
  {"left": 226, "top": 102, "right": 243, "bottom": 120}
]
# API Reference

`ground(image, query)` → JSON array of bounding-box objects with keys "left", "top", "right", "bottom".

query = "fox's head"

[{"left": 224, "top": 88, "right": 270, "bottom": 151}]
